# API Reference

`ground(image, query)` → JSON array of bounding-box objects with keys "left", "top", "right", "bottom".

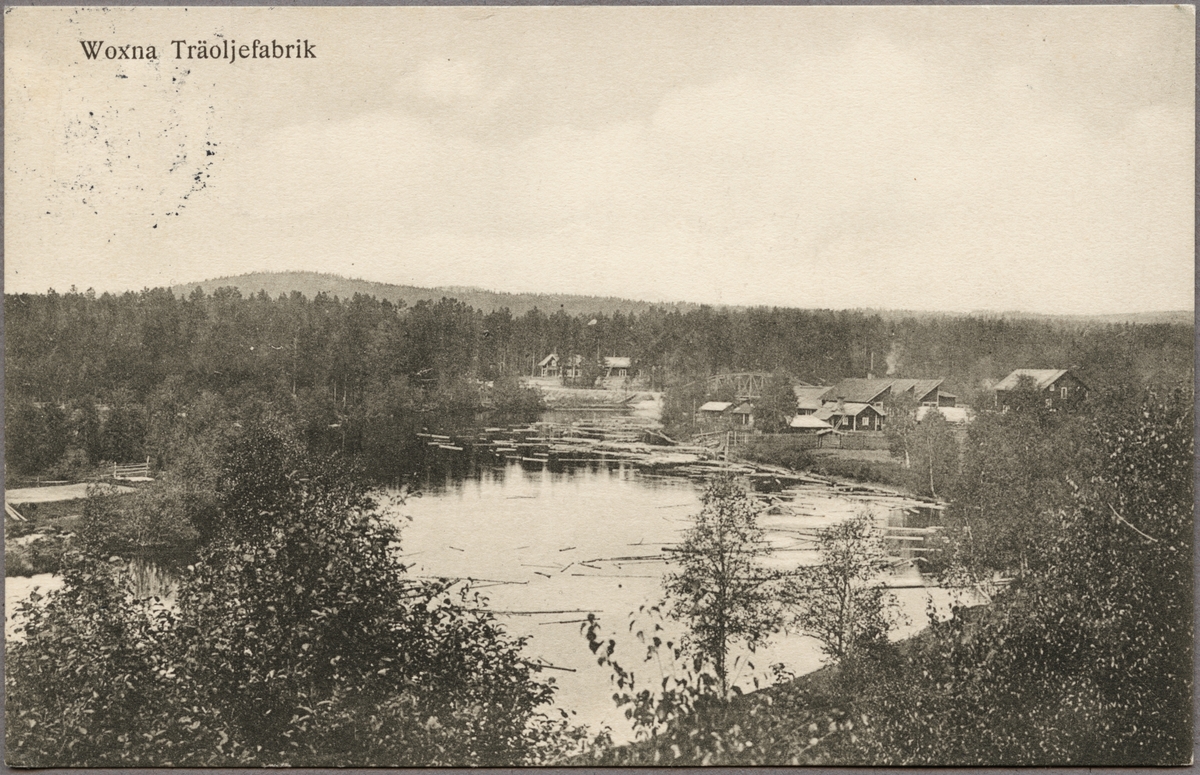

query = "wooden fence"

[{"left": 113, "top": 457, "right": 152, "bottom": 480}]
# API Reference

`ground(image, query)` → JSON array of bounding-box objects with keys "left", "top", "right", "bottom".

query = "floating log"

[
  {"left": 483, "top": 608, "right": 594, "bottom": 616},
  {"left": 570, "top": 573, "right": 659, "bottom": 579}
]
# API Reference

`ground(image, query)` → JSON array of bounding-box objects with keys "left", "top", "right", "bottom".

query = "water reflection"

[
  {"left": 395, "top": 425, "right": 972, "bottom": 742},
  {"left": 124, "top": 553, "right": 185, "bottom": 600}
]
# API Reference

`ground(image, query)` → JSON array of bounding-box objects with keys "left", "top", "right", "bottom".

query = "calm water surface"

[{"left": 396, "top": 438, "right": 972, "bottom": 741}]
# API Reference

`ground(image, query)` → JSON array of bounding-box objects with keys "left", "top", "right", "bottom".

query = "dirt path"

[{"left": 5, "top": 482, "right": 134, "bottom": 504}]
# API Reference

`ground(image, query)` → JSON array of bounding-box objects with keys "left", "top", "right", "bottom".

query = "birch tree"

[
  {"left": 663, "top": 475, "right": 786, "bottom": 697},
  {"left": 791, "top": 513, "right": 899, "bottom": 662}
]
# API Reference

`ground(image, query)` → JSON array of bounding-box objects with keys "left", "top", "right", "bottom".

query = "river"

[
  {"left": 5, "top": 409, "right": 980, "bottom": 743},
  {"left": 395, "top": 414, "right": 977, "bottom": 741}
]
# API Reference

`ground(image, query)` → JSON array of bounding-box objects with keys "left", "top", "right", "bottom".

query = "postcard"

[{"left": 4, "top": 5, "right": 1194, "bottom": 767}]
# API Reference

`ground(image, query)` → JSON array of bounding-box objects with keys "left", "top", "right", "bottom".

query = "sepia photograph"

[{"left": 3, "top": 4, "right": 1194, "bottom": 767}]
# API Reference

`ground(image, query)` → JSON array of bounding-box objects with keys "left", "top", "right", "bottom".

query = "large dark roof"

[
  {"left": 821, "top": 379, "right": 893, "bottom": 403},
  {"left": 821, "top": 377, "right": 943, "bottom": 404}
]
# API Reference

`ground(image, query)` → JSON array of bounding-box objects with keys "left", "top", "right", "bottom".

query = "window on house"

[{"left": 1061, "top": 387, "right": 1069, "bottom": 399}]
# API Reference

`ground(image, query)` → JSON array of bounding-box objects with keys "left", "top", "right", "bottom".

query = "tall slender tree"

[{"left": 663, "top": 475, "right": 786, "bottom": 696}]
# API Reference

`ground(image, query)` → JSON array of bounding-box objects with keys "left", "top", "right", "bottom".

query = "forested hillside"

[
  {"left": 4, "top": 282, "right": 1193, "bottom": 766},
  {"left": 5, "top": 283, "right": 1192, "bottom": 480},
  {"left": 171, "top": 271, "right": 698, "bottom": 319}
]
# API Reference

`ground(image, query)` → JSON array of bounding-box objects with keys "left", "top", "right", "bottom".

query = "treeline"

[
  {"left": 5, "top": 285, "right": 1191, "bottom": 477},
  {"left": 9, "top": 286, "right": 1191, "bottom": 405}
]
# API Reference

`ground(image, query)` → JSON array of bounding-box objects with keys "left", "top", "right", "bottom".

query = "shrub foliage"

[{"left": 6, "top": 423, "right": 571, "bottom": 766}]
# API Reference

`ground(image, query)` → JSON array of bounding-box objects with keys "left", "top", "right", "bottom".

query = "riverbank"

[
  {"left": 573, "top": 610, "right": 966, "bottom": 766},
  {"left": 4, "top": 484, "right": 142, "bottom": 578},
  {"left": 520, "top": 376, "right": 663, "bottom": 414},
  {"left": 737, "top": 434, "right": 918, "bottom": 496}
]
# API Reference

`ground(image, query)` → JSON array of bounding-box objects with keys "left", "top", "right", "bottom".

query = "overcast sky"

[{"left": 5, "top": 6, "right": 1194, "bottom": 314}]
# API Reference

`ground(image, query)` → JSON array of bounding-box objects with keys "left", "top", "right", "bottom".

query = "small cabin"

[
  {"left": 994, "top": 369, "right": 1089, "bottom": 411},
  {"left": 697, "top": 401, "right": 733, "bottom": 421},
  {"left": 539, "top": 353, "right": 562, "bottom": 378},
  {"left": 538, "top": 353, "right": 583, "bottom": 379},
  {"left": 602, "top": 356, "right": 632, "bottom": 379}
]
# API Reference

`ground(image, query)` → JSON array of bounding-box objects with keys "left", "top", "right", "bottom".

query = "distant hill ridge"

[
  {"left": 172, "top": 272, "right": 698, "bottom": 318},
  {"left": 172, "top": 271, "right": 1192, "bottom": 326}
]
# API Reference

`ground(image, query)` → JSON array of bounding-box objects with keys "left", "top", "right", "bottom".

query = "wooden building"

[
  {"left": 993, "top": 369, "right": 1089, "bottom": 410},
  {"left": 814, "top": 401, "right": 886, "bottom": 432},
  {"left": 788, "top": 414, "right": 834, "bottom": 434},
  {"left": 820, "top": 377, "right": 949, "bottom": 410},
  {"left": 602, "top": 356, "right": 632, "bottom": 379},
  {"left": 538, "top": 353, "right": 584, "bottom": 379},
  {"left": 792, "top": 385, "right": 831, "bottom": 416},
  {"left": 731, "top": 402, "right": 755, "bottom": 426},
  {"left": 697, "top": 401, "right": 734, "bottom": 421}
]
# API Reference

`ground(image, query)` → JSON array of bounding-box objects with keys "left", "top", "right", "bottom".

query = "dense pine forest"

[{"left": 4, "top": 283, "right": 1191, "bottom": 480}]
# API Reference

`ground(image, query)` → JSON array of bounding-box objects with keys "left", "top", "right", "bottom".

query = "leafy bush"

[
  {"left": 807, "top": 457, "right": 909, "bottom": 490},
  {"left": 580, "top": 608, "right": 753, "bottom": 763},
  {"left": 6, "top": 553, "right": 225, "bottom": 766},
  {"left": 578, "top": 608, "right": 862, "bottom": 767},
  {"left": 491, "top": 376, "right": 544, "bottom": 417},
  {"left": 741, "top": 436, "right": 815, "bottom": 471},
  {"left": 828, "top": 389, "right": 1194, "bottom": 765},
  {"left": 79, "top": 481, "right": 202, "bottom": 558},
  {"left": 7, "top": 423, "right": 576, "bottom": 766},
  {"left": 943, "top": 394, "right": 1095, "bottom": 577}
]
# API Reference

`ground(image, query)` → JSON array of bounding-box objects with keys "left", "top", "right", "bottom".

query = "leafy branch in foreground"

[{"left": 7, "top": 423, "right": 579, "bottom": 767}]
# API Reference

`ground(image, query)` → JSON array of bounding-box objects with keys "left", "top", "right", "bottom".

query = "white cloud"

[{"left": 5, "top": 7, "right": 1191, "bottom": 314}]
